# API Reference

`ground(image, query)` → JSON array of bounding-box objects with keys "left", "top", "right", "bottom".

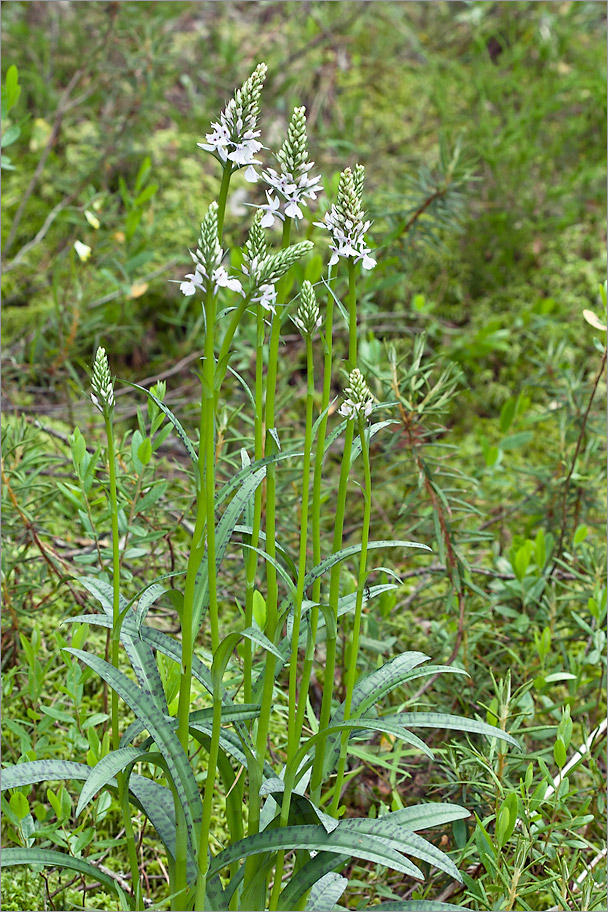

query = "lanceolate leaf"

[
  {"left": 350, "top": 420, "right": 399, "bottom": 466},
  {"left": 339, "top": 817, "right": 461, "bottom": 881},
  {"left": 383, "top": 802, "right": 470, "bottom": 831},
  {"left": 121, "top": 380, "right": 198, "bottom": 466},
  {"left": 380, "top": 711, "right": 519, "bottom": 748},
  {"left": 193, "top": 465, "right": 269, "bottom": 633},
  {"left": 215, "top": 452, "right": 299, "bottom": 510},
  {"left": 64, "top": 648, "right": 203, "bottom": 851},
  {"left": 305, "top": 872, "right": 349, "bottom": 910},
  {"left": 135, "top": 583, "right": 168, "bottom": 630},
  {"left": 1, "top": 760, "right": 91, "bottom": 791},
  {"left": 278, "top": 541, "right": 430, "bottom": 621},
  {"left": 324, "top": 653, "right": 432, "bottom": 776},
  {"left": 75, "top": 577, "right": 168, "bottom": 714},
  {"left": 0, "top": 760, "right": 195, "bottom": 877},
  {"left": 208, "top": 824, "right": 424, "bottom": 881},
  {"left": 121, "top": 704, "right": 261, "bottom": 748},
  {"left": 76, "top": 746, "right": 150, "bottom": 816},
  {"left": 0, "top": 848, "right": 129, "bottom": 906},
  {"left": 367, "top": 902, "right": 468, "bottom": 911},
  {"left": 277, "top": 852, "right": 349, "bottom": 910}
]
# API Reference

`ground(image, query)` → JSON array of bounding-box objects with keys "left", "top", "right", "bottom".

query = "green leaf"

[
  {"left": 381, "top": 711, "right": 519, "bottom": 749},
  {"left": 279, "top": 541, "right": 430, "bottom": 621},
  {"left": 1, "top": 760, "right": 89, "bottom": 792},
  {"left": 350, "top": 420, "right": 399, "bottom": 466},
  {"left": 0, "top": 759, "right": 191, "bottom": 875},
  {"left": 384, "top": 802, "right": 470, "bottom": 831},
  {"left": 366, "top": 903, "right": 468, "bottom": 911},
  {"left": 121, "top": 381, "right": 198, "bottom": 467},
  {"left": 214, "top": 452, "right": 298, "bottom": 510},
  {"left": 323, "top": 653, "right": 432, "bottom": 776},
  {"left": 64, "top": 648, "right": 202, "bottom": 853},
  {"left": 74, "top": 578, "right": 168, "bottom": 714},
  {"left": 305, "top": 872, "right": 348, "bottom": 910},
  {"left": 9, "top": 791, "right": 29, "bottom": 820},
  {"left": 277, "top": 852, "right": 349, "bottom": 910},
  {"left": 209, "top": 824, "right": 424, "bottom": 881},
  {"left": 339, "top": 816, "right": 462, "bottom": 881},
  {"left": 135, "top": 583, "right": 168, "bottom": 630},
  {"left": 1, "top": 124, "right": 20, "bottom": 148},
  {"left": 76, "top": 746, "right": 147, "bottom": 816},
  {"left": 0, "top": 848, "right": 129, "bottom": 906},
  {"left": 137, "top": 437, "right": 152, "bottom": 466},
  {"left": 193, "top": 464, "right": 270, "bottom": 633}
]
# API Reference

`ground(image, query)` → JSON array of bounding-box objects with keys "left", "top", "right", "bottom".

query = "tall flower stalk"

[
  {"left": 269, "top": 283, "right": 321, "bottom": 907},
  {"left": 330, "top": 370, "right": 375, "bottom": 814},
  {"left": 91, "top": 349, "right": 142, "bottom": 910},
  {"left": 251, "top": 104, "right": 318, "bottom": 813},
  {"left": 310, "top": 167, "right": 375, "bottom": 805}
]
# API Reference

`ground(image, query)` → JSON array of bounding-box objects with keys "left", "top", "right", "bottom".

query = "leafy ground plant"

[{"left": 1, "top": 64, "right": 521, "bottom": 912}]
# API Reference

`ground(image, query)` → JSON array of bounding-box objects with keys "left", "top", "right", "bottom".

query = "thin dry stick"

[{"left": 552, "top": 348, "right": 606, "bottom": 571}]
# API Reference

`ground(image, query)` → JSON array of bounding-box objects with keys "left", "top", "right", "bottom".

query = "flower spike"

[
  {"left": 179, "top": 201, "right": 243, "bottom": 298},
  {"left": 198, "top": 63, "right": 268, "bottom": 177},
  {"left": 339, "top": 368, "right": 374, "bottom": 421},
  {"left": 315, "top": 165, "right": 376, "bottom": 270},
  {"left": 292, "top": 281, "right": 322, "bottom": 338},
  {"left": 258, "top": 106, "right": 322, "bottom": 227},
  {"left": 91, "top": 346, "right": 115, "bottom": 417}
]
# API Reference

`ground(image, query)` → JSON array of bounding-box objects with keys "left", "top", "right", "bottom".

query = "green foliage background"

[{"left": 1, "top": 2, "right": 606, "bottom": 910}]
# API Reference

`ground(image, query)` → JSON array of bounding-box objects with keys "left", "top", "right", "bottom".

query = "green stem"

[
  {"left": 310, "top": 261, "right": 358, "bottom": 805},
  {"left": 244, "top": 305, "right": 265, "bottom": 703},
  {"left": 216, "top": 166, "right": 232, "bottom": 239},
  {"left": 271, "top": 335, "right": 315, "bottom": 907},
  {"left": 174, "top": 286, "right": 215, "bottom": 908},
  {"left": 194, "top": 690, "right": 222, "bottom": 910},
  {"left": 255, "top": 217, "right": 292, "bottom": 761},
  {"left": 204, "top": 296, "right": 219, "bottom": 652},
  {"left": 105, "top": 416, "right": 142, "bottom": 910},
  {"left": 329, "top": 415, "right": 372, "bottom": 815},
  {"left": 245, "top": 218, "right": 292, "bottom": 906},
  {"left": 294, "top": 268, "right": 334, "bottom": 745}
]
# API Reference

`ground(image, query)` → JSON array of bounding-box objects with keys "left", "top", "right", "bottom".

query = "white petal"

[{"left": 244, "top": 165, "right": 259, "bottom": 183}]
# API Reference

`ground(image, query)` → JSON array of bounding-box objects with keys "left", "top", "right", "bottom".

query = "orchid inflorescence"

[
  {"left": 339, "top": 367, "right": 375, "bottom": 420},
  {"left": 90, "top": 346, "right": 115, "bottom": 416},
  {"left": 315, "top": 165, "right": 376, "bottom": 271},
  {"left": 198, "top": 62, "right": 268, "bottom": 179}
]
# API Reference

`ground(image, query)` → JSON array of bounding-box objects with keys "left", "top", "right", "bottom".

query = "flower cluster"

[
  {"left": 257, "top": 106, "right": 322, "bottom": 228},
  {"left": 180, "top": 202, "right": 244, "bottom": 298},
  {"left": 292, "top": 280, "right": 322, "bottom": 338},
  {"left": 315, "top": 165, "right": 376, "bottom": 270},
  {"left": 91, "top": 346, "right": 115, "bottom": 416},
  {"left": 339, "top": 368, "right": 374, "bottom": 421},
  {"left": 241, "top": 210, "right": 276, "bottom": 313},
  {"left": 198, "top": 63, "right": 267, "bottom": 179},
  {"left": 241, "top": 218, "right": 314, "bottom": 314}
]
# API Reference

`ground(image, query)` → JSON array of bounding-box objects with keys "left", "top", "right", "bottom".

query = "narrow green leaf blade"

[
  {"left": 65, "top": 648, "right": 202, "bottom": 850},
  {"left": 0, "top": 848, "right": 128, "bottom": 905},
  {"left": 305, "top": 872, "right": 348, "bottom": 910}
]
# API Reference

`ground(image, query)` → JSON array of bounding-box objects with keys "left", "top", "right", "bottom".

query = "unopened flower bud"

[
  {"left": 91, "top": 347, "right": 115, "bottom": 416},
  {"left": 292, "top": 280, "right": 322, "bottom": 338}
]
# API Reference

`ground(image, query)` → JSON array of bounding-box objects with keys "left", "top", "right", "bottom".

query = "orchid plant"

[{"left": 2, "top": 65, "right": 518, "bottom": 912}]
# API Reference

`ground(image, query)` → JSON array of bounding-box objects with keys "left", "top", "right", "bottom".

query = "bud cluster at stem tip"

[
  {"left": 292, "top": 280, "right": 322, "bottom": 338},
  {"left": 91, "top": 346, "right": 115, "bottom": 416},
  {"left": 339, "top": 368, "right": 374, "bottom": 421},
  {"left": 179, "top": 201, "right": 244, "bottom": 298}
]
